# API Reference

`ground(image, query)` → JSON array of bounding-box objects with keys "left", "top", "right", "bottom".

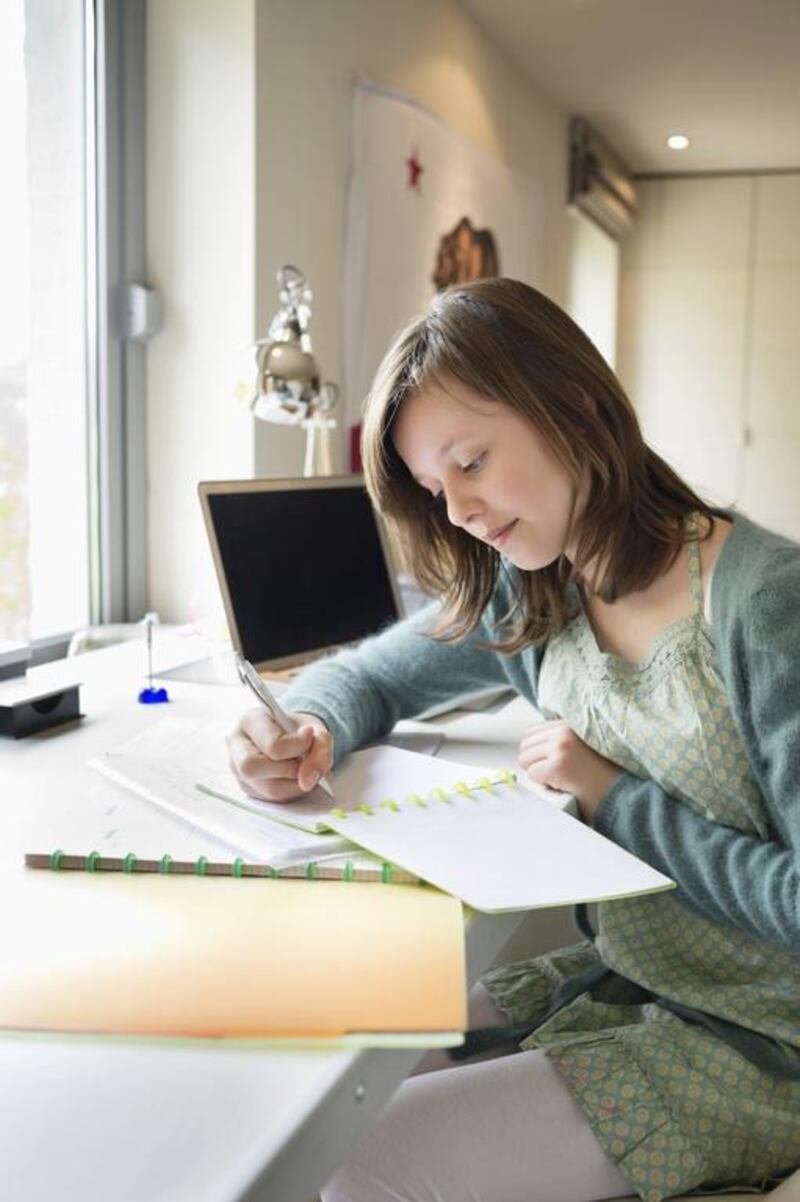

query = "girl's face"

[{"left": 392, "top": 379, "right": 581, "bottom": 571}]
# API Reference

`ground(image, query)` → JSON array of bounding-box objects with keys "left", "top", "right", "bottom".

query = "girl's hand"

[
  {"left": 518, "top": 719, "right": 622, "bottom": 823},
  {"left": 226, "top": 709, "right": 334, "bottom": 802}
]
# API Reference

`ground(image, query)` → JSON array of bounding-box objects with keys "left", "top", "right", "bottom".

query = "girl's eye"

[{"left": 462, "top": 453, "right": 486, "bottom": 475}]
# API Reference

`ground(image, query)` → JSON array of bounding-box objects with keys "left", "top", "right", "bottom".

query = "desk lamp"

[{"left": 237, "top": 265, "right": 339, "bottom": 476}]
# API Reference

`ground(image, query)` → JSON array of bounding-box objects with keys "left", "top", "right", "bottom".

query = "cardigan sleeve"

[
  {"left": 281, "top": 595, "right": 513, "bottom": 764},
  {"left": 595, "top": 550, "right": 800, "bottom": 956}
]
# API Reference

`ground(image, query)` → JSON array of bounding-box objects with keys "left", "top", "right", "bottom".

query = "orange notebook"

[{"left": 0, "top": 871, "right": 466, "bottom": 1047}]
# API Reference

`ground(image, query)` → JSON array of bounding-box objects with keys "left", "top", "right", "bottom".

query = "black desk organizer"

[{"left": 0, "top": 685, "right": 82, "bottom": 738}]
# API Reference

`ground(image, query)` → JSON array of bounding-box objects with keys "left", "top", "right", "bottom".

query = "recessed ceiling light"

[{"left": 666, "top": 134, "right": 690, "bottom": 151}]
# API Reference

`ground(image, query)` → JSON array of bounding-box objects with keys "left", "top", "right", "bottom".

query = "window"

[
  {"left": 566, "top": 209, "right": 620, "bottom": 370},
  {"left": 0, "top": 0, "right": 91, "bottom": 645},
  {"left": 0, "top": 0, "right": 147, "bottom": 653}
]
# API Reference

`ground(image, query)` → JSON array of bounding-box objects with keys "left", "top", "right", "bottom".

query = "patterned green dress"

[{"left": 482, "top": 523, "right": 800, "bottom": 1200}]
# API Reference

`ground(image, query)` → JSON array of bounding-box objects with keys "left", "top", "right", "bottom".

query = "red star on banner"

[{"left": 406, "top": 149, "right": 424, "bottom": 190}]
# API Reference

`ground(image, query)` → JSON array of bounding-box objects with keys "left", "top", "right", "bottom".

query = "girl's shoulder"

[{"left": 711, "top": 509, "right": 800, "bottom": 644}]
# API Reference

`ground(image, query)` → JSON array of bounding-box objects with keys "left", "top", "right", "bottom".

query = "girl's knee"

[{"left": 321, "top": 1072, "right": 450, "bottom": 1201}]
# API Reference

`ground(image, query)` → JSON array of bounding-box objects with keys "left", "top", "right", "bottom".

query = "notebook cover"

[
  {"left": 0, "top": 872, "right": 466, "bottom": 1045},
  {"left": 325, "top": 777, "right": 674, "bottom": 913}
]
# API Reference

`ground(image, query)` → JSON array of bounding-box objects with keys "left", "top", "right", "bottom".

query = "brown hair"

[{"left": 362, "top": 277, "right": 717, "bottom": 653}]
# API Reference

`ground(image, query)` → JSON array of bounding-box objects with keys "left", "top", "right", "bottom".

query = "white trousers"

[{"left": 321, "top": 984, "right": 633, "bottom": 1202}]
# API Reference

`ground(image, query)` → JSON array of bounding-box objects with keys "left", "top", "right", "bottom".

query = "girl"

[{"left": 227, "top": 278, "right": 800, "bottom": 1202}]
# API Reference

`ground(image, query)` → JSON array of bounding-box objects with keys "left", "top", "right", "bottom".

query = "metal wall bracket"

[{"left": 122, "top": 282, "right": 163, "bottom": 342}]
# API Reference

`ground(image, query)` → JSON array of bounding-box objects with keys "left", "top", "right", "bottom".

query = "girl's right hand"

[{"left": 226, "top": 708, "right": 334, "bottom": 803}]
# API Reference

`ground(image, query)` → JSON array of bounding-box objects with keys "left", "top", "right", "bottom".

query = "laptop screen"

[{"left": 199, "top": 477, "right": 402, "bottom": 669}]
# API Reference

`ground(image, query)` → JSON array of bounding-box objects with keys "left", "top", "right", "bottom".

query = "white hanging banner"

[{"left": 343, "top": 81, "right": 544, "bottom": 466}]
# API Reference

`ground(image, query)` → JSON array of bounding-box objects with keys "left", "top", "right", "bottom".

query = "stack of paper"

[
  {"left": 89, "top": 725, "right": 674, "bottom": 912},
  {"left": 16, "top": 716, "right": 675, "bottom": 1048}
]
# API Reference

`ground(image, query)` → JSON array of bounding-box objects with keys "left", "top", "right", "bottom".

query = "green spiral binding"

[
  {"left": 159, "top": 854, "right": 173, "bottom": 874},
  {"left": 123, "top": 853, "right": 137, "bottom": 873},
  {"left": 232, "top": 857, "right": 244, "bottom": 878},
  {"left": 86, "top": 851, "right": 101, "bottom": 873},
  {"left": 50, "top": 849, "right": 64, "bottom": 871},
  {"left": 305, "top": 860, "right": 318, "bottom": 880},
  {"left": 195, "top": 856, "right": 208, "bottom": 876}
]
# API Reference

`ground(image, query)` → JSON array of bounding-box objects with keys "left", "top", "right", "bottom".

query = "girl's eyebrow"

[
  {"left": 412, "top": 471, "right": 438, "bottom": 490},
  {"left": 408, "top": 433, "right": 478, "bottom": 484},
  {"left": 416, "top": 440, "right": 459, "bottom": 485},
  {"left": 416, "top": 437, "right": 479, "bottom": 483}
]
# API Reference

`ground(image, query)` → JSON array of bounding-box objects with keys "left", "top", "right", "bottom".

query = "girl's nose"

[{"left": 444, "top": 482, "right": 482, "bottom": 530}]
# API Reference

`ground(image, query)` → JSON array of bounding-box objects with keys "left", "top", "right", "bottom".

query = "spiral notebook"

[
  {"left": 24, "top": 850, "right": 420, "bottom": 885},
  {"left": 91, "top": 737, "right": 672, "bottom": 912},
  {"left": 321, "top": 760, "right": 674, "bottom": 913},
  {"left": 0, "top": 870, "right": 465, "bottom": 1046},
  {"left": 199, "top": 745, "right": 673, "bottom": 913}
]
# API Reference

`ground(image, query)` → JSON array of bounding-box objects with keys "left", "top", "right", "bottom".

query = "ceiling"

[{"left": 458, "top": 0, "right": 800, "bottom": 174}]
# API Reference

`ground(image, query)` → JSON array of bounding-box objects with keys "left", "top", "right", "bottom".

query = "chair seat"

[
  {"left": 606, "top": 1167, "right": 800, "bottom": 1202},
  {"left": 608, "top": 1195, "right": 763, "bottom": 1202}
]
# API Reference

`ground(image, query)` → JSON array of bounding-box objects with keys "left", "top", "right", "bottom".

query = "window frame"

[
  {"left": 32, "top": 0, "right": 148, "bottom": 665},
  {"left": 91, "top": 0, "right": 149, "bottom": 627}
]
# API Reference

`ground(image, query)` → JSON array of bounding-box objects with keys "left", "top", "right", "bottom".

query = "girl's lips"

[{"left": 487, "top": 519, "right": 518, "bottom": 547}]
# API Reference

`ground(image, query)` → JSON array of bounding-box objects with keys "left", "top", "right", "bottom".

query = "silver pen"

[{"left": 236, "top": 656, "right": 334, "bottom": 798}]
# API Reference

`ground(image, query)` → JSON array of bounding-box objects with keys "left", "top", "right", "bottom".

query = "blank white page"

[{"left": 325, "top": 777, "right": 673, "bottom": 913}]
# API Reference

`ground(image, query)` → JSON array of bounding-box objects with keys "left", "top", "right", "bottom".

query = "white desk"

[{"left": 0, "top": 638, "right": 541, "bottom": 1202}]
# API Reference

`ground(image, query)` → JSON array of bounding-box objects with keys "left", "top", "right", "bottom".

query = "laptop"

[{"left": 198, "top": 476, "right": 403, "bottom": 672}]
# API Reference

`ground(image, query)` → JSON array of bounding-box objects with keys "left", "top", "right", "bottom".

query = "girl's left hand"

[{"left": 518, "top": 719, "right": 622, "bottom": 823}]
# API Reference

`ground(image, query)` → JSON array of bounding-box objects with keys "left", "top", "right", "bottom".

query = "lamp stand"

[{"left": 302, "top": 412, "right": 337, "bottom": 477}]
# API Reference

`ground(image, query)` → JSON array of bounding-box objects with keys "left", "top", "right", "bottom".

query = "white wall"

[
  {"left": 566, "top": 209, "right": 619, "bottom": 369},
  {"left": 618, "top": 176, "right": 750, "bottom": 509},
  {"left": 146, "top": 0, "right": 573, "bottom": 623},
  {"left": 146, "top": 0, "right": 255, "bottom": 626},
  {"left": 617, "top": 173, "right": 800, "bottom": 541},
  {"left": 253, "top": 0, "right": 572, "bottom": 477},
  {"left": 738, "top": 175, "right": 800, "bottom": 537}
]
